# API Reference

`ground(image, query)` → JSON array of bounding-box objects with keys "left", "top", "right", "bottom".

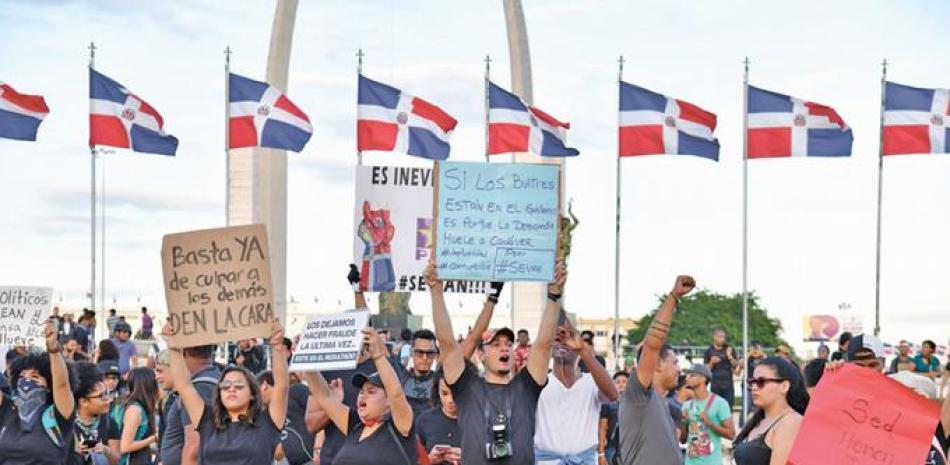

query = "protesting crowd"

[{"left": 1, "top": 263, "right": 947, "bottom": 465}]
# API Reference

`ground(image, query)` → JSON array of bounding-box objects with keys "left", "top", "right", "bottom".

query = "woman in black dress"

[{"left": 732, "top": 357, "right": 808, "bottom": 465}]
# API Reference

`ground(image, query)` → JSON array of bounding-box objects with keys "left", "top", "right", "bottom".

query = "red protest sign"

[{"left": 788, "top": 363, "right": 939, "bottom": 465}]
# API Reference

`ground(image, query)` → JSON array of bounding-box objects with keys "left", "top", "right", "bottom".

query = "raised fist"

[{"left": 671, "top": 275, "right": 695, "bottom": 298}]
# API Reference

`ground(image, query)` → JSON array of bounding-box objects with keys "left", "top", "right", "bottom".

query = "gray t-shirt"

[
  {"left": 450, "top": 362, "right": 545, "bottom": 465},
  {"left": 159, "top": 365, "right": 220, "bottom": 465},
  {"left": 618, "top": 376, "right": 680, "bottom": 465}
]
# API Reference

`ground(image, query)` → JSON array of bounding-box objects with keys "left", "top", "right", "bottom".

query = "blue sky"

[{"left": 2, "top": 0, "right": 949, "bottom": 350}]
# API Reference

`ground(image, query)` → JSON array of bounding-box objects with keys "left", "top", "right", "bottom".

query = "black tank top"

[{"left": 732, "top": 413, "right": 789, "bottom": 465}]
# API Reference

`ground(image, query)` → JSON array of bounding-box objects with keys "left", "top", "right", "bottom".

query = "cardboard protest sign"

[
  {"left": 353, "top": 164, "right": 488, "bottom": 293},
  {"left": 434, "top": 161, "right": 560, "bottom": 281},
  {"left": 788, "top": 363, "right": 940, "bottom": 465},
  {"left": 161, "top": 224, "right": 274, "bottom": 348},
  {"left": 289, "top": 310, "right": 370, "bottom": 372},
  {"left": 0, "top": 286, "right": 53, "bottom": 347}
]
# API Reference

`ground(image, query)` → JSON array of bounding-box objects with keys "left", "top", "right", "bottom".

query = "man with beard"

[
  {"left": 618, "top": 275, "right": 696, "bottom": 465},
  {"left": 889, "top": 340, "right": 917, "bottom": 373},
  {"left": 425, "top": 260, "right": 567, "bottom": 465},
  {"left": 533, "top": 324, "right": 618, "bottom": 464}
]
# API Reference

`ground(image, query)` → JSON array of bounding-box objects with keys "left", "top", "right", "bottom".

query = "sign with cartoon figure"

[{"left": 353, "top": 165, "right": 488, "bottom": 294}]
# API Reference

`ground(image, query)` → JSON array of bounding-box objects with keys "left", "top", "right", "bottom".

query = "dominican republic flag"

[
  {"left": 746, "top": 86, "right": 852, "bottom": 158},
  {"left": 89, "top": 68, "right": 178, "bottom": 156},
  {"left": 0, "top": 81, "right": 49, "bottom": 141},
  {"left": 229, "top": 73, "right": 312, "bottom": 152},
  {"left": 883, "top": 82, "right": 949, "bottom": 155},
  {"left": 357, "top": 75, "right": 457, "bottom": 161},
  {"left": 488, "top": 81, "right": 579, "bottom": 157},
  {"left": 619, "top": 81, "right": 719, "bottom": 161}
]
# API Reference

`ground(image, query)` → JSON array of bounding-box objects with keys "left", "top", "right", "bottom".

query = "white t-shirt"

[{"left": 534, "top": 372, "right": 604, "bottom": 462}]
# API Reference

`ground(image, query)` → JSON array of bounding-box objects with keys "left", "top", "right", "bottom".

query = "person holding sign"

[
  {"left": 164, "top": 319, "right": 288, "bottom": 465},
  {"left": 0, "top": 320, "right": 76, "bottom": 465},
  {"left": 303, "top": 327, "right": 417, "bottom": 465},
  {"left": 732, "top": 357, "right": 808, "bottom": 465},
  {"left": 425, "top": 259, "right": 567, "bottom": 465}
]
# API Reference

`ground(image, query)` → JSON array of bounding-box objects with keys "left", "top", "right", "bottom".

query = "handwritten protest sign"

[
  {"left": 161, "top": 224, "right": 274, "bottom": 348},
  {"left": 0, "top": 286, "right": 53, "bottom": 346},
  {"left": 788, "top": 363, "right": 940, "bottom": 465},
  {"left": 289, "top": 310, "right": 370, "bottom": 372},
  {"left": 353, "top": 165, "right": 487, "bottom": 293},
  {"left": 434, "top": 161, "right": 560, "bottom": 282}
]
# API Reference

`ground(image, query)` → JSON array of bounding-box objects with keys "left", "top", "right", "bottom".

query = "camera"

[{"left": 485, "top": 413, "right": 513, "bottom": 460}]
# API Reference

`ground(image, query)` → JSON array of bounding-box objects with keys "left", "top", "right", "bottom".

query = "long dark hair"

[
  {"left": 735, "top": 356, "right": 809, "bottom": 443},
  {"left": 123, "top": 367, "right": 159, "bottom": 436},
  {"left": 211, "top": 366, "right": 263, "bottom": 431},
  {"left": 97, "top": 340, "right": 119, "bottom": 362}
]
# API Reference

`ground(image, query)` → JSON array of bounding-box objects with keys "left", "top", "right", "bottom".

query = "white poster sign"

[
  {"left": 353, "top": 164, "right": 487, "bottom": 293},
  {"left": 289, "top": 310, "right": 370, "bottom": 372},
  {"left": 0, "top": 286, "right": 54, "bottom": 347}
]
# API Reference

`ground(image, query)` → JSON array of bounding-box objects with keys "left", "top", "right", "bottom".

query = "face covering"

[{"left": 14, "top": 378, "right": 49, "bottom": 431}]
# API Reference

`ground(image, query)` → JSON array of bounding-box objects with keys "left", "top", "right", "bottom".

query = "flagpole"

[
  {"left": 741, "top": 57, "right": 750, "bottom": 421},
  {"left": 88, "top": 42, "right": 97, "bottom": 322},
  {"left": 484, "top": 55, "right": 491, "bottom": 163},
  {"left": 357, "top": 48, "right": 364, "bottom": 167},
  {"left": 100, "top": 153, "right": 105, "bottom": 318},
  {"left": 614, "top": 55, "right": 624, "bottom": 371},
  {"left": 225, "top": 46, "right": 231, "bottom": 226},
  {"left": 874, "top": 59, "right": 888, "bottom": 337}
]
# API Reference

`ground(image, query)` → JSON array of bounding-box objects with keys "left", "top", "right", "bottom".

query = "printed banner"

[
  {"left": 0, "top": 286, "right": 53, "bottom": 346},
  {"left": 353, "top": 164, "right": 487, "bottom": 293},
  {"left": 802, "top": 314, "right": 841, "bottom": 341},
  {"left": 161, "top": 224, "right": 274, "bottom": 348},
  {"left": 289, "top": 310, "right": 370, "bottom": 372},
  {"left": 434, "top": 161, "right": 560, "bottom": 281},
  {"left": 788, "top": 363, "right": 940, "bottom": 465}
]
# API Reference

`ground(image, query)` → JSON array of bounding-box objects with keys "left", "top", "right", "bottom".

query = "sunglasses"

[
  {"left": 218, "top": 380, "right": 248, "bottom": 391},
  {"left": 746, "top": 377, "right": 785, "bottom": 389},
  {"left": 412, "top": 349, "right": 439, "bottom": 359}
]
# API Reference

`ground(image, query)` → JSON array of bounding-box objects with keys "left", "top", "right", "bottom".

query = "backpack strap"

[
  {"left": 192, "top": 376, "right": 219, "bottom": 386},
  {"left": 702, "top": 393, "right": 717, "bottom": 415},
  {"left": 41, "top": 404, "right": 64, "bottom": 448}
]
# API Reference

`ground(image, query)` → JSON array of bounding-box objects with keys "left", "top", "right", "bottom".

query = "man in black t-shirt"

[
  {"left": 831, "top": 331, "right": 852, "bottom": 362},
  {"left": 232, "top": 339, "right": 267, "bottom": 374},
  {"left": 424, "top": 261, "right": 566, "bottom": 465},
  {"left": 703, "top": 329, "right": 737, "bottom": 409},
  {"left": 160, "top": 345, "right": 220, "bottom": 465}
]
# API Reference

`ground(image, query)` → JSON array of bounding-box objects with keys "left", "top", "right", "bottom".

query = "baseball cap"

[
  {"left": 352, "top": 372, "right": 383, "bottom": 389},
  {"left": 685, "top": 363, "right": 713, "bottom": 381},
  {"left": 889, "top": 371, "right": 938, "bottom": 400},
  {"left": 846, "top": 334, "right": 884, "bottom": 361},
  {"left": 481, "top": 327, "right": 515, "bottom": 346},
  {"left": 98, "top": 360, "right": 120, "bottom": 376}
]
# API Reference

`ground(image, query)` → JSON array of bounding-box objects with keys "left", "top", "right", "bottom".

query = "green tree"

[
  {"left": 627, "top": 290, "right": 789, "bottom": 352},
  {"left": 379, "top": 292, "right": 411, "bottom": 315}
]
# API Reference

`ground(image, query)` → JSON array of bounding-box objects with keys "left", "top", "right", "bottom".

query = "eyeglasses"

[
  {"left": 218, "top": 381, "right": 248, "bottom": 391},
  {"left": 746, "top": 377, "right": 785, "bottom": 389},
  {"left": 86, "top": 390, "right": 116, "bottom": 400},
  {"left": 413, "top": 349, "right": 439, "bottom": 359}
]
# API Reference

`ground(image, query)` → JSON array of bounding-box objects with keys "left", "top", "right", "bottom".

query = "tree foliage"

[{"left": 626, "top": 290, "right": 789, "bottom": 351}]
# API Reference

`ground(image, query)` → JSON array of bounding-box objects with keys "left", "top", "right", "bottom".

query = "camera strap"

[{"left": 480, "top": 381, "right": 513, "bottom": 436}]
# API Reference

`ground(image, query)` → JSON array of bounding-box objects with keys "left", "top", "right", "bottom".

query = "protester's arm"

[
  {"left": 162, "top": 323, "right": 205, "bottom": 432},
  {"left": 348, "top": 264, "right": 368, "bottom": 309},
  {"left": 597, "top": 416, "right": 608, "bottom": 465},
  {"left": 119, "top": 404, "right": 156, "bottom": 453},
  {"left": 103, "top": 438, "right": 121, "bottom": 465},
  {"left": 304, "top": 396, "right": 331, "bottom": 433},
  {"left": 702, "top": 404, "right": 736, "bottom": 440},
  {"left": 636, "top": 276, "right": 695, "bottom": 391},
  {"left": 130, "top": 344, "right": 139, "bottom": 369},
  {"left": 46, "top": 320, "right": 75, "bottom": 418},
  {"left": 268, "top": 319, "right": 289, "bottom": 428},
  {"left": 303, "top": 371, "right": 350, "bottom": 434},
  {"left": 425, "top": 262, "right": 464, "bottom": 384},
  {"left": 365, "top": 328, "right": 413, "bottom": 436},
  {"left": 460, "top": 282, "right": 504, "bottom": 359},
  {"left": 526, "top": 261, "right": 566, "bottom": 386}
]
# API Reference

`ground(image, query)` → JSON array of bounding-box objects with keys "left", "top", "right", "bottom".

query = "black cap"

[
  {"left": 114, "top": 321, "right": 132, "bottom": 334},
  {"left": 481, "top": 327, "right": 516, "bottom": 346},
  {"left": 846, "top": 334, "right": 883, "bottom": 361},
  {"left": 98, "top": 361, "right": 120, "bottom": 376},
  {"left": 352, "top": 372, "right": 383, "bottom": 389}
]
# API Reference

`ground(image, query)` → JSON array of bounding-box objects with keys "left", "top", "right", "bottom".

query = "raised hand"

[
  {"left": 347, "top": 264, "right": 361, "bottom": 290},
  {"left": 423, "top": 260, "right": 442, "bottom": 291},
  {"left": 671, "top": 275, "right": 696, "bottom": 298},
  {"left": 362, "top": 327, "right": 386, "bottom": 360},
  {"left": 269, "top": 318, "right": 284, "bottom": 347},
  {"left": 45, "top": 319, "right": 59, "bottom": 353},
  {"left": 548, "top": 259, "right": 567, "bottom": 295},
  {"left": 329, "top": 378, "right": 344, "bottom": 402},
  {"left": 556, "top": 325, "right": 584, "bottom": 352}
]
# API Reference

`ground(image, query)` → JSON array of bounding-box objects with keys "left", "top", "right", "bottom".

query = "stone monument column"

[
  {"left": 228, "top": 0, "right": 298, "bottom": 323},
  {"left": 502, "top": 0, "right": 566, "bottom": 333}
]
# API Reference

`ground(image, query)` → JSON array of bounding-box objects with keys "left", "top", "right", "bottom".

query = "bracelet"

[
  {"left": 487, "top": 295, "right": 499, "bottom": 304},
  {"left": 547, "top": 292, "right": 562, "bottom": 302}
]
